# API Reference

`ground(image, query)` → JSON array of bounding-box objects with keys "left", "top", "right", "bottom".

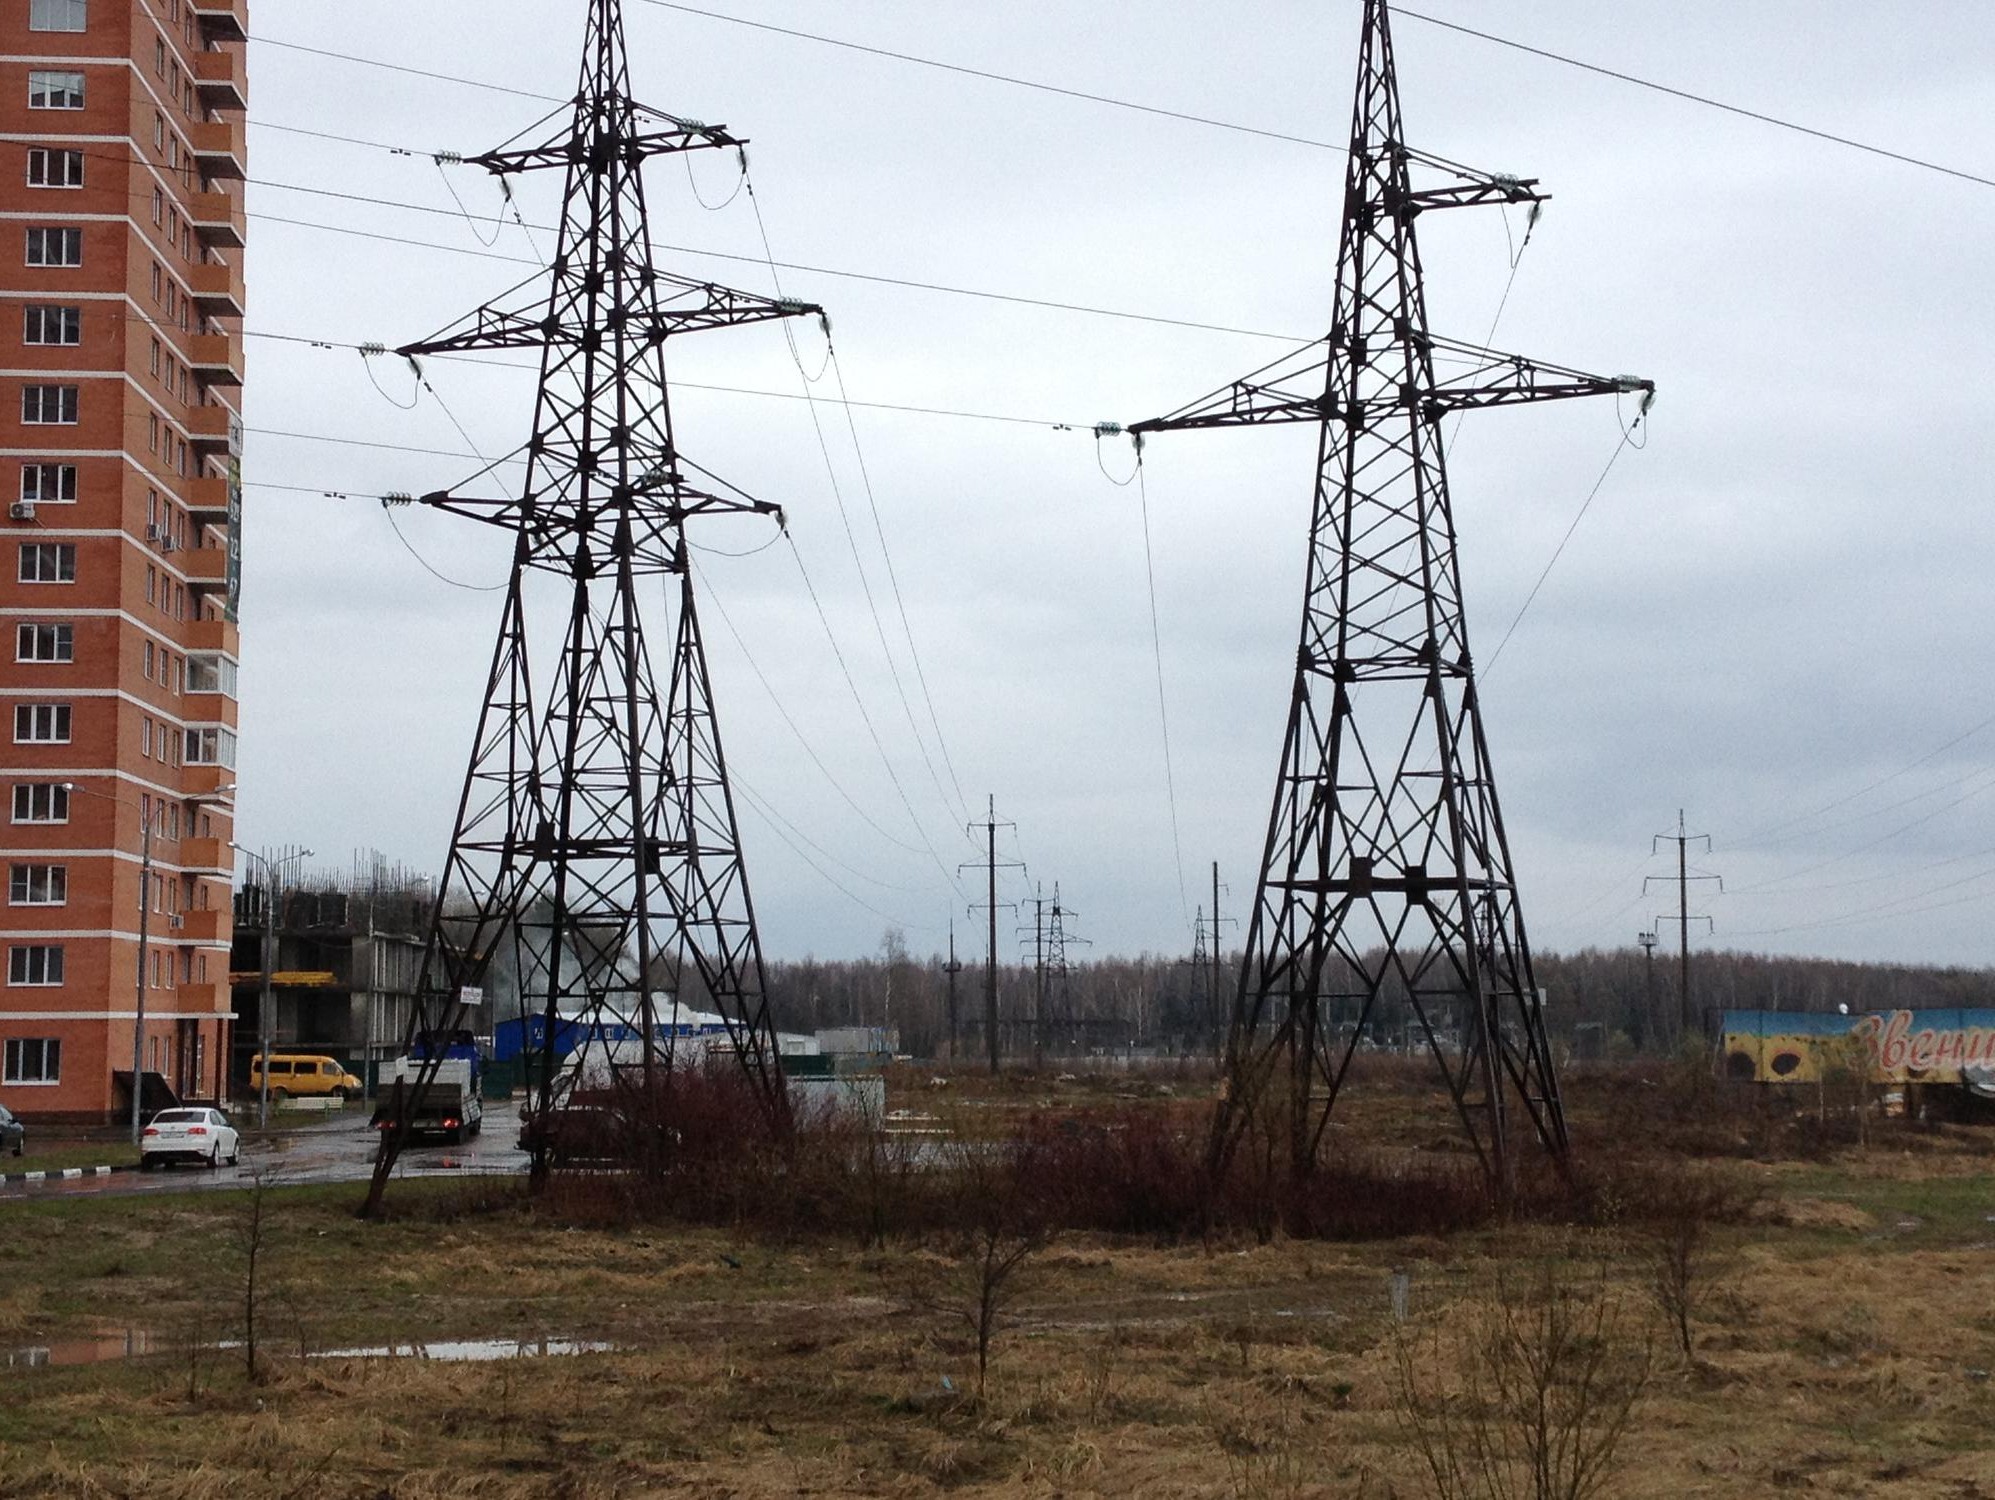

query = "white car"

[{"left": 140, "top": 1107, "right": 240, "bottom": 1170}]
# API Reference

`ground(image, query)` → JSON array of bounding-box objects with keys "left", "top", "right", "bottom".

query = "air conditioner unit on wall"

[{"left": 10, "top": 502, "right": 35, "bottom": 522}]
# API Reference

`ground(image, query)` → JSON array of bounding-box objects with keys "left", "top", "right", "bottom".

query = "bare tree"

[
  {"left": 234, "top": 1166, "right": 279, "bottom": 1382},
  {"left": 1394, "top": 1254, "right": 1652, "bottom": 1500}
]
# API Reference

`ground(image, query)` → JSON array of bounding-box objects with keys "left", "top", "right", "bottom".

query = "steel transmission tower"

[
  {"left": 1131, "top": 0, "right": 1652, "bottom": 1189},
  {"left": 362, "top": 0, "right": 820, "bottom": 1213}
]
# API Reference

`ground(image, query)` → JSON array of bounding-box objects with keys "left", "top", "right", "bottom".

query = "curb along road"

[{"left": 0, "top": 1165, "right": 121, "bottom": 1186}]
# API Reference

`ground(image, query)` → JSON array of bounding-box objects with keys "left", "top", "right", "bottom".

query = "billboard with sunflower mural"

[{"left": 1721, "top": 1008, "right": 1995, "bottom": 1085}]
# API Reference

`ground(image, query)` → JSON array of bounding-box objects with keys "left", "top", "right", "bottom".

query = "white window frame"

[
  {"left": 8, "top": 945, "right": 65, "bottom": 987},
  {"left": 8, "top": 864, "right": 67, "bottom": 906},
  {"left": 23, "top": 306, "right": 81, "bottom": 346},
  {"left": 29, "top": 0, "right": 89, "bottom": 32},
  {"left": 21, "top": 386, "right": 79, "bottom": 425},
  {"left": 18, "top": 543, "right": 76, "bottom": 583},
  {"left": 27, "top": 71, "right": 85, "bottom": 111},
  {"left": 15, "top": 622, "right": 72, "bottom": 663},
  {"left": 24, "top": 227, "right": 82, "bottom": 267},
  {"left": 3, "top": 1037, "right": 61, "bottom": 1084},
  {"left": 10, "top": 783, "right": 71, "bottom": 824},
  {"left": 25, "top": 148, "right": 83, "bottom": 189},
  {"left": 13, "top": 703, "right": 71, "bottom": 744},
  {"left": 22, "top": 463, "right": 78, "bottom": 504}
]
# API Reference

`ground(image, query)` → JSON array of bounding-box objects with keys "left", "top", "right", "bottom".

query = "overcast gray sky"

[{"left": 234, "top": 1, "right": 1995, "bottom": 968}]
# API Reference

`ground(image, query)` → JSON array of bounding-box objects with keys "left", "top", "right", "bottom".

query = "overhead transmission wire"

[
  {"left": 1392, "top": 7, "right": 1995, "bottom": 194},
  {"left": 1729, "top": 708, "right": 1995, "bottom": 851},
  {"left": 741, "top": 167, "right": 971, "bottom": 837},
  {"left": 1133, "top": 454, "right": 1193, "bottom": 929},
  {"left": 689, "top": 556, "right": 928, "bottom": 859},
  {"left": 618, "top": 3, "right": 1995, "bottom": 191},
  {"left": 783, "top": 533, "right": 970, "bottom": 905}
]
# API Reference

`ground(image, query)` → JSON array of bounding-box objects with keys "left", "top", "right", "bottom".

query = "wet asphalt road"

[{"left": 0, "top": 1100, "right": 529, "bottom": 1202}]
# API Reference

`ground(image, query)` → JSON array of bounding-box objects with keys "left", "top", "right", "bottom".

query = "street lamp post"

[{"left": 235, "top": 845, "right": 312, "bottom": 1130}]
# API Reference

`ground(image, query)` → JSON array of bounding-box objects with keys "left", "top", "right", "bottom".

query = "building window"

[
  {"left": 18, "top": 543, "right": 76, "bottom": 583},
  {"left": 22, "top": 306, "right": 80, "bottom": 346},
  {"left": 11, "top": 783, "right": 69, "bottom": 823},
  {"left": 8, "top": 945, "right": 65, "bottom": 987},
  {"left": 3, "top": 1037, "right": 60, "bottom": 1083},
  {"left": 9, "top": 865, "right": 66, "bottom": 906},
  {"left": 146, "top": 564, "right": 157, "bottom": 605},
  {"left": 29, "top": 0, "right": 88, "bottom": 32},
  {"left": 144, "top": 640, "right": 155, "bottom": 679},
  {"left": 25, "top": 228, "right": 82, "bottom": 268},
  {"left": 20, "top": 385, "right": 79, "bottom": 425},
  {"left": 21, "top": 464, "right": 77, "bottom": 504},
  {"left": 141, "top": 717, "right": 152, "bottom": 757},
  {"left": 152, "top": 186, "right": 164, "bottom": 226},
  {"left": 150, "top": 336, "right": 161, "bottom": 377},
  {"left": 26, "top": 149, "right": 84, "bottom": 189},
  {"left": 15, "top": 623, "right": 72, "bottom": 663},
  {"left": 184, "top": 726, "right": 235, "bottom": 768},
  {"left": 27, "top": 71, "right": 85, "bottom": 110},
  {"left": 13, "top": 704, "right": 70, "bottom": 743},
  {"left": 186, "top": 653, "right": 237, "bottom": 697}
]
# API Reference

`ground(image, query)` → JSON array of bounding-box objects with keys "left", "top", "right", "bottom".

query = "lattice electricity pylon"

[
  {"left": 1044, "top": 886, "right": 1086, "bottom": 1052},
  {"left": 362, "top": 0, "right": 819, "bottom": 1212},
  {"left": 1130, "top": 0, "right": 1652, "bottom": 1191}
]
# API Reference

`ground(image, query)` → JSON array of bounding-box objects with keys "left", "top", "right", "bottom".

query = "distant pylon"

[
  {"left": 1132, "top": 0, "right": 1653, "bottom": 1189},
  {"left": 361, "top": 0, "right": 821, "bottom": 1214}
]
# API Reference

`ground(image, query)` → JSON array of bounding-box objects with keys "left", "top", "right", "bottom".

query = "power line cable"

[
  {"left": 783, "top": 534, "right": 969, "bottom": 903},
  {"left": 690, "top": 557, "right": 930, "bottom": 858},
  {"left": 1395, "top": 7, "right": 1995, "bottom": 194},
  {"left": 249, "top": 34, "right": 567, "bottom": 104},
  {"left": 1134, "top": 457, "right": 1192, "bottom": 928},
  {"left": 742, "top": 175, "right": 968, "bottom": 836},
  {"left": 637, "top": 0, "right": 1342, "bottom": 152}
]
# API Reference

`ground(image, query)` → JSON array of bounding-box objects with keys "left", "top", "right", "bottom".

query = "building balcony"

[
  {"left": 173, "top": 908, "right": 229, "bottom": 944},
  {"left": 189, "top": 192, "right": 245, "bottom": 251},
  {"left": 187, "top": 333, "right": 242, "bottom": 388},
  {"left": 184, "top": 475, "right": 231, "bottom": 520},
  {"left": 181, "top": 836, "right": 230, "bottom": 874},
  {"left": 186, "top": 403, "right": 242, "bottom": 457},
  {"left": 185, "top": 764, "right": 233, "bottom": 798},
  {"left": 190, "top": 0, "right": 248, "bottom": 43},
  {"left": 176, "top": 980, "right": 232, "bottom": 1015},
  {"left": 192, "top": 49, "right": 247, "bottom": 112},
  {"left": 186, "top": 617, "right": 240, "bottom": 656},
  {"left": 188, "top": 120, "right": 246, "bottom": 181},
  {"left": 188, "top": 262, "right": 244, "bottom": 319},
  {"left": 183, "top": 541, "right": 229, "bottom": 588}
]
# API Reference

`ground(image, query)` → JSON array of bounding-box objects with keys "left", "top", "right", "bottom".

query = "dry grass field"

[{"left": 2, "top": 1063, "right": 1993, "bottom": 1498}]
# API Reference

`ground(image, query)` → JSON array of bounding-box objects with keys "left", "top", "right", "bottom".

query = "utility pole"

[
  {"left": 1028, "top": 885, "right": 1047, "bottom": 1071},
  {"left": 942, "top": 919, "right": 963, "bottom": 1062},
  {"left": 1128, "top": 0, "right": 1650, "bottom": 1187},
  {"left": 960, "top": 796, "right": 1020, "bottom": 1074},
  {"left": 1646, "top": 812, "right": 1720, "bottom": 1048},
  {"left": 1636, "top": 928, "right": 1658, "bottom": 1053}
]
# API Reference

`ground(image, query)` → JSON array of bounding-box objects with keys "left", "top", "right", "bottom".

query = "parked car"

[
  {"left": 140, "top": 1107, "right": 239, "bottom": 1170},
  {"left": 0, "top": 1103, "right": 23, "bottom": 1156},
  {"left": 249, "top": 1053, "right": 363, "bottom": 1102}
]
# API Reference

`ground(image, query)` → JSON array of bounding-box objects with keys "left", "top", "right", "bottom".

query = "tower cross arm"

[
  {"left": 1389, "top": 146, "right": 1549, "bottom": 216},
  {"left": 470, "top": 113, "right": 746, "bottom": 176},
  {"left": 1420, "top": 336, "right": 1653, "bottom": 417},
  {"left": 396, "top": 283, "right": 823, "bottom": 360},
  {"left": 1128, "top": 341, "right": 1336, "bottom": 435}
]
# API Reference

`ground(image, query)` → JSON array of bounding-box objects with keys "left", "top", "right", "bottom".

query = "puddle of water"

[
  {"left": 4, "top": 1329, "right": 612, "bottom": 1371},
  {"left": 312, "top": 1338, "right": 615, "bottom": 1362}
]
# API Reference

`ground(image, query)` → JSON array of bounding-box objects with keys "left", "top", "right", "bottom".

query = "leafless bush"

[
  {"left": 233, "top": 1167, "right": 278, "bottom": 1383},
  {"left": 1393, "top": 1253, "right": 1652, "bottom": 1500},
  {"left": 1631, "top": 1166, "right": 1750, "bottom": 1361}
]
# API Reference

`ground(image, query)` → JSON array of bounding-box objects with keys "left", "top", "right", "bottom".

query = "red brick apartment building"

[{"left": 0, "top": 0, "right": 245, "bottom": 1122}]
